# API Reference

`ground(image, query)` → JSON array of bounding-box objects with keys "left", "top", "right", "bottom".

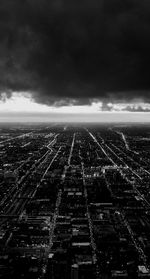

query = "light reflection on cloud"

[
  {"left": 0, "top": 93, "right": 103, "bottom": 114},
  {"left": 0, "top": 92, "right": 150, "bottom": 116}
]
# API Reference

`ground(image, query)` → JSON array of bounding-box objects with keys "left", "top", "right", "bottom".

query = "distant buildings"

[{"left": 0, "top": 124, "right": 150, "bottom": 278}]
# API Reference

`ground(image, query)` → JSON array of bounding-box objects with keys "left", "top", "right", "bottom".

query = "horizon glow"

[{"left": 0, "top": 93, "right": 150, "bottom": 122}]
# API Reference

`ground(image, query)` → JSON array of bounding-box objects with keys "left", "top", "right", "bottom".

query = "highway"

[
  {"left": 0, "top": 133, "right": 59, "bottom": 209},
  {"left": 47, "top": 132, "right": 76, "bottom": 252},
  {"left": 0, "top": 132, "right": 33, "bottom": 144},
  {"left": 0, "top": 134, "right": 60, "bottom": 216}
]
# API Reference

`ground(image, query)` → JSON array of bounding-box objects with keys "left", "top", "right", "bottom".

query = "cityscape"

[
  {"left": 0, "top": 123, "right": 150, "bottom": 278},
  {"left": 1, "top": 0, "right": 150, "bottom": 278}
]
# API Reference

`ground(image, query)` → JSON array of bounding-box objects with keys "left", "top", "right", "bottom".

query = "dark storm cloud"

[{"left": 0, "top": 0, "right": 150, "bottom": 105}]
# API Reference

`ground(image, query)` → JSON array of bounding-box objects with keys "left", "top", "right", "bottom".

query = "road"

[{"left": 86, "top": 128, "right": 150, "bottom": 267}]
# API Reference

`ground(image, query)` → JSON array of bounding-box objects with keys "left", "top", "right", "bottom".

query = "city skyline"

[{"left": 0, "top": 123, "right": 150, "bottom": 278}]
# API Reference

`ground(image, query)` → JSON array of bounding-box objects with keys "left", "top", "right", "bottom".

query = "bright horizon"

[{"left": 0, "top": 93, "right": 150, "bottom": 122}]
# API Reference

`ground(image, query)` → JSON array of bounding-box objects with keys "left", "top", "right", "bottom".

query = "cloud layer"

[{"left": 0, "top": 0, "right": 150, "bottom": 106}]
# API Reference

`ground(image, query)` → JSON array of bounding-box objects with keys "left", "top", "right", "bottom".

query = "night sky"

[{"left": 0, "top": 0, "right": 150, "bottom": 112}]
